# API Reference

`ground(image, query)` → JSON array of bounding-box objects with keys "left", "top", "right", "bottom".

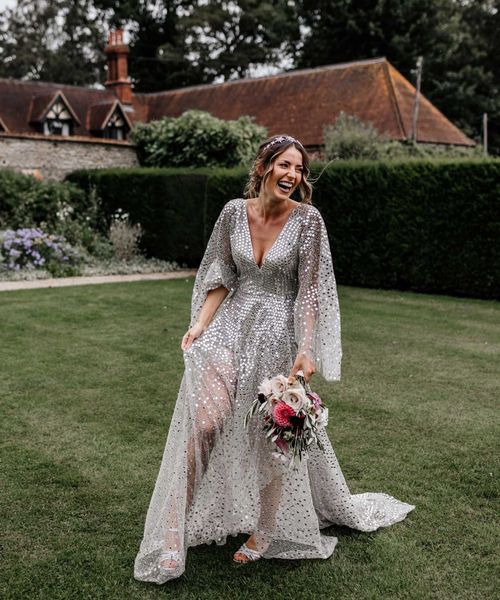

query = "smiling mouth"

[{"left": 277, "top": 181, "right": 293, "bottom": 193}]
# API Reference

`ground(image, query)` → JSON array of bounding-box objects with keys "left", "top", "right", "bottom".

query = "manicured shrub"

[
  {"left": 67, "top": 168, "right": 209, "bottom": 265},
  {"left": 130, "top": 110, "right": 267, "bottom": 168},
  {"left": 310, "top": 159, "right": 500, "bottom": 299},
  {"left": 67, "top": 160, "right": 500, "bottom": 299}
]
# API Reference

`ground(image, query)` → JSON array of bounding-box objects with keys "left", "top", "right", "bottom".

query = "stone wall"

[{"left": 0, "top": 133, "right": 139, "bottom": 180}]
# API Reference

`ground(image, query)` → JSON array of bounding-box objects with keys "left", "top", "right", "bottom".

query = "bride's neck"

[{"left": 253, "top": 194, "right": 291, "bottom": 220}]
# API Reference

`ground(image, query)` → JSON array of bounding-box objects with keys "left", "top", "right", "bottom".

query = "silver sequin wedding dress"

[{"left": 134, "top": 198, "right": 415, "bottom": 584}]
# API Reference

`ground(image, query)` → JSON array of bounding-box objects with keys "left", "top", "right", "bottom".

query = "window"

[
  {"left": 103, "top": 111, "right": 127, "bottom": 140},
  {"left": 43, "top": 100, "right": 73, "bottom": 136}
]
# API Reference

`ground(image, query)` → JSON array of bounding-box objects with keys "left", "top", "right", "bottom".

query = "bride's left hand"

[{"left": 289, "top": 352, "right": 316, "bottom": 383}]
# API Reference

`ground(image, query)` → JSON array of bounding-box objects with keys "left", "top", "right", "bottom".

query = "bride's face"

[{"left": 263, "top": 146, "right": 303, "bottom": 201}]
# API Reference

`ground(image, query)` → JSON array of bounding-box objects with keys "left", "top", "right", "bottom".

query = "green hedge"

[
  {"left": 67, "top": 168, "right": 209, "bottom": 265},
  {"left": 313, "top": 160, "right": 500, "bottom": 299},
  {"left": 67, "top": 160, "right": 500, "bottom": 299}
]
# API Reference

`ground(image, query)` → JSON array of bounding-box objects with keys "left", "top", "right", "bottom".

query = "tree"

[
  {"left": 458, "top": 0, "right": 500, "bottom": 154},
  {"left": 297, "top": 0, "right": 500, "bottom": 154},
  {"left": 93, "top": 0, "right": 201, "bottom": 91},
  {"left": 94, "top": 0, "right": 301, "bottom": 91},
  {"left": 0, "top": 0, "right": 105, "bottom": 85},
  {"left": 180, "top": 0, "right": 300, "bottom": 82}
]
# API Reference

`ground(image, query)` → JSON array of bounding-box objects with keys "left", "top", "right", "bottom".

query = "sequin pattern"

[{"left": 134, "top": 198, "right": 415, "bottom": 584}]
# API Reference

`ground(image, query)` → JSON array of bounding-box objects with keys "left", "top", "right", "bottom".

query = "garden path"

[{"left": 0, "top": 270, "right": 197, "bottom": 292}]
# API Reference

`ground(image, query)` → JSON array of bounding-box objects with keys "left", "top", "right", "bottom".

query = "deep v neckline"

[{"left": 243, "top": 199, "right": 300, "bottom": 270}]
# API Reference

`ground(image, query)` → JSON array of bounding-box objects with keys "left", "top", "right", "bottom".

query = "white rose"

[
  {"left": 258, "top": 377, "right": 273, "bottom": 397},
  {"left": 282, "top": 387, "right": 308, "bottom": 412},
  {"left": 270, "top": 375, "right": 288, "bottom": 396}
]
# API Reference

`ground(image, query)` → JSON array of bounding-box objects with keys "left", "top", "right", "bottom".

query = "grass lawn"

[{"left": 1, "top": 280, "right": 498, "bottom": 599}]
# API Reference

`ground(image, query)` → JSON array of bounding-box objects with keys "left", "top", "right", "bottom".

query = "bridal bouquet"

[{"left": 244, "top": 372, "right": 328, "bottom": 469}]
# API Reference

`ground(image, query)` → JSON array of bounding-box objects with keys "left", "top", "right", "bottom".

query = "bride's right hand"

[{"left": 181, "top": 322, "right": 206, "bottom": 351}]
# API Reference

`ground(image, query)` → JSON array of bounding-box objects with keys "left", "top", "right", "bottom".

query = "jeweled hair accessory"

[{"left": 263, "top": 135, "right": 300, "bottom": 152}]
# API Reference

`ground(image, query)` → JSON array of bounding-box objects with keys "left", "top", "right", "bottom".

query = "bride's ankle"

[{"left": 246, "top": 532, "right": 269, "bottom": 552}]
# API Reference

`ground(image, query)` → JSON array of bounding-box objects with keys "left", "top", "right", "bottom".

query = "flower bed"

[
  {"left": 0, "top": 227, "right": 82, "bottom": 276},
  {"left": 0, "top": 227, "right": 180, "bottom": 281}
]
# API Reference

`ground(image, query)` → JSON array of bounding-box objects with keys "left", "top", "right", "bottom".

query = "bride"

[{"left": 134, "top": 134, "right": 414, "bottom": 584}]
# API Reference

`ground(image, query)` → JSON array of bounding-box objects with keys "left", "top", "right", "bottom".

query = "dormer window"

[
  {"left": 104, "top": 111, "right": 126, "bottom": 140},
  {"left": 30, "top": 92, "right": 80, "bottom": 137},
  {"left": 43, "top": 100, "right": 73, "bottom": 136},
  {"left": 89, "top": 100, "right": 131, "bottom": 140}
]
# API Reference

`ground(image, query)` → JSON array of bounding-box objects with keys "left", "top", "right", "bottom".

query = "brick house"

[{"left": 0, "top": 29, "right": 474, "bottom": 180}]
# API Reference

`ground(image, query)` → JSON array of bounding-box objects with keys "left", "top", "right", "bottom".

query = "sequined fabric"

[{"left": 134, "top": 199, "right": 415, "bottom": 584}]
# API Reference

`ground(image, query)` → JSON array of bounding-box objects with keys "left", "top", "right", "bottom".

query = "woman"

[{"left": 134, "top": 134, "right": 414, "bottom": 584}]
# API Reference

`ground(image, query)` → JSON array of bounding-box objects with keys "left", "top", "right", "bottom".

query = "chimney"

[{"left": 104, "top": 29, "right": 132, "bottom": 105}]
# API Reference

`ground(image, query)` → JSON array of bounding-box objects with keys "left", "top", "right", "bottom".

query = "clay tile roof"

[
  {"left": 0, "top": 78, "right": 126, "bottom": 138},
  {"left": 385, "top": 63, "right": 472, "bottom": 145},
  {"left": 139, "top": 57, "right": 474, "bottom": 147},
  {"left": 0, "top": 58, "right": 474, "bottom": 147}
]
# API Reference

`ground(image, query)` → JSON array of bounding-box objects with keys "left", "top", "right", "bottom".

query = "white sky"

[{"left": 0, "top": 0, "right": 16, "bottom": 11}]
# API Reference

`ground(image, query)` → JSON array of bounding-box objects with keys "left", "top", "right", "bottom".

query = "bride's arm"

[
  {"left": 290, "top": 206, "right": 342, "bottom": 383},
  {"left": 182, "top": 286, "right": 229, "bottom": 350},
  {"left": 190, "top": 201, "right": 238, "bottom": 330}
]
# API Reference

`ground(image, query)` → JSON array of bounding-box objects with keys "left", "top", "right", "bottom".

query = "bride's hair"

[{"left": 244, "top": 134, "right": 313, "bottom": 204}]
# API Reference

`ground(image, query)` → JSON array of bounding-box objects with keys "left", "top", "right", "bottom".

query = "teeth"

[{"left": 278, "top": 182, "right": 292, "bottom": 189}]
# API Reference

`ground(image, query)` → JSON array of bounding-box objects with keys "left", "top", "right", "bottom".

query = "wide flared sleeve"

[
  {"left": 190, "top": 200, "right": 238, "bottom": 328},
  {"left": 294, "top": 205, "right": 342, "bottom": 381}
]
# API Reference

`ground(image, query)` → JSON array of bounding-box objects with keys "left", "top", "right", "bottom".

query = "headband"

[{"left": 263, "top": 135, "right": 300, "bottom": 152}]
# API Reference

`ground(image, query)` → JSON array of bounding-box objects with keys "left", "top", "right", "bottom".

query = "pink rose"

[{"left": 307, "top": 391, "right": 322, "bottom": 408}]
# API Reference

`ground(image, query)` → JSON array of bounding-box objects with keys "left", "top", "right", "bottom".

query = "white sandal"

[
  {"left": 159, "top": 528, "right": 182, "bottom": 574},
  {"left": 233, "top": 542, "right": 263, "bottom": 563}
]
